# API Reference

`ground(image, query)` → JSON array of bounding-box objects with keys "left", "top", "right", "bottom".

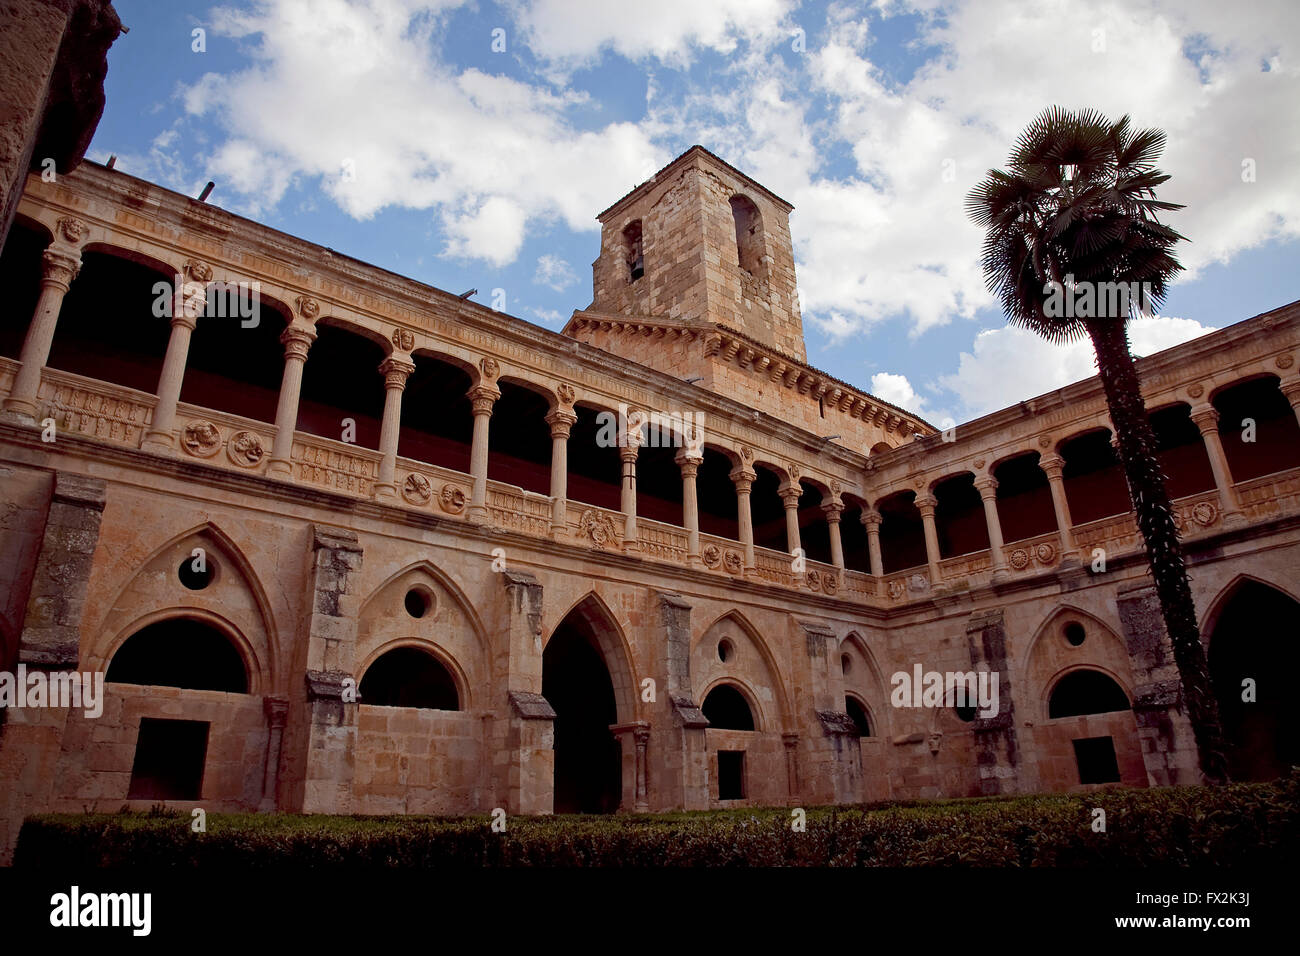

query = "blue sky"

[{"left": 91, "top": 0, "right": 1300, "bottom": 426}]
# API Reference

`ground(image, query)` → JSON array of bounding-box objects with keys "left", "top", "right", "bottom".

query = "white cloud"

[
  {"left": 533, "top": 253, "right": 577, "bottom": 291},
  {"left": 937, "top": 316, "right": 1219, "bottom": 419},
  {"left": 870, "top": 371, "right": 945, "bottom": 422}
]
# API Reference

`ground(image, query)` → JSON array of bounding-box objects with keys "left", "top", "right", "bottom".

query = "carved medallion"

[
  {"left": 1187, "top": 383, "right": 1204, "bottom": 399},
  {"left": 806, "top": 570, "right": 821, "bottom": 592},
  {"left": 295, "top": 295, "right": 321, "bottom": 321},
  {"left": 822, "top": 570, "right": 839, "bottom": 595},
  {"left": 186, "top": 259, "right": 213, "bottom": 283},
  {"left": 401, "top": 472, "right": 432, "bottom": 505},
  {"left": 438, "top": 483, "right": 467, "bottom": 514},
  {"left": 702, "top": 543, "right": 723, "bottom": 569},
  {"left": 888, "top": 579, "right": 906, "bottom": 600},
  {"left": 579, "top": 509, "right": 619, "bottom": 548},
  {"left": 907, "top": 573, "right": 929, "bottom": 593},
  {"left": 227, "top": 431, "right": 265, "bottom": 467},
  {"left": 391, "top": 327, "right": 415, "bottom": 352},
  {"left": 178, "top": 420, "right": 221, "bottom": 457},
  {"left": 480, "top": 357, "right": 500, "bottom": 380},
  {"left": 1009, "top": 548, "right": 1031, "bottom": 570},
  {"left": 58, "top": 217, "right": 87, "bottom": 244},
  {"left": 556, "top": 382, "right": 575, "bottom": 406},
  {"left": 1191, "top": 501, "right": 1218, "bottom": 526},
  {"left": 739, "top": 445, "right": 754, "bottom": 464},
  {"left": 1034, "top": 542, "right": 1056, "bottom": 565},
  {"left": 1277, "top": 354, "right": 1295, "bottom": 370},
  {"left": 723, "top": 550, "right": 742, "bottom": 574}
]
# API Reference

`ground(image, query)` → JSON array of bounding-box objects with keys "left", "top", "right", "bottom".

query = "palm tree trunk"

[{"left": 1084, "top": 316, "right": 1229, "bottom": 784}]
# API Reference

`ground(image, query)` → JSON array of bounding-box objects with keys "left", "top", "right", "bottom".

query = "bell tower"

[{"left": 585, "top": 145, "right": 806, "bottom": 361}]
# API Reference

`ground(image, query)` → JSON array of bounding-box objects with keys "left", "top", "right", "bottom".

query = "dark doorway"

[
  {"left": 1072, "top": 735, "right": 1121, "bottom": 785},
  {"left": 1048, "top": 670, "right": 1130, "bottom": 718},
  {"left": 360, "top": 647, "right": 459, "bottom": 710},
  {"left": 717, "top": 750, "right": 746, "bottom": 800},
  {"left": 543, "top": 606, "right": 622, "bottom": 814},
  {"left": 1208, "top": 581, "right": 1300, "bottom": 781},
  {"left": 106, "top": 618, "right": 248, "bottom": 693},
  {"left": 128, "top": 718, "right": 210, "bottom": 799},
  {"left": 702, "top": 684, "right": 755, "bottom": 731}
]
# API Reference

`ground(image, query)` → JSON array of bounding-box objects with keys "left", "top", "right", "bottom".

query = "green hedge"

[{"left": 16, "top": 772, "right": 1299, "bottom": 867}]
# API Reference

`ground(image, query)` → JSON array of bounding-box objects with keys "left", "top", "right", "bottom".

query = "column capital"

[
  {"left": 915, "top": 493, "right": 937, "bottom": 515},
  {"left": 378, "top": 356, "right": 416, "bottom": 389},
  {"left": 777, "top": 482, "right": 803, "bottom": 506},
  {"left": 729, "top": 467, "right": 756, "bottom": 493},
  {"left": 618, "top": 442, "right": 640, "bottom": 464},
  {"left": 545, "top": 406, "right": 577, "bottom": 439},
  {"left": 1189, "top": 403, "right": 1220, "bottom": 432},
  {"left": 861, "top": 508, "right": 882, "bottom": 529},
  {"left": 675, "top": 449, "right": 703, "bottom": 476},
  {"left": 974, "top": 475, "right": 998, "bottom": 497},
  {"left": 821, "top": 499, "right": 844, "bottom": 522},
  {"left": 39, "top": 247, "right": 81, "bottom": 290},
  {"left": 1279, "top": 377, "right": 1300, "bottom": 405},
  {"left": 468, "top": 383, "right": 501, "bottom": 415},
  {"left": 280, "top": 322, "right": 316, "bottom": 359},
  {"left": 263, "top": 695, "right": 290, "bottom": 726},
  {"left": 1038, "top": 454, "right": 1066, "bottom": 478}
]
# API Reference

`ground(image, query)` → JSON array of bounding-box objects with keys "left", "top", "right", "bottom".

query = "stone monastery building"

[{"left": 2, "top": 134, "right": 1299, "bottom": 860}]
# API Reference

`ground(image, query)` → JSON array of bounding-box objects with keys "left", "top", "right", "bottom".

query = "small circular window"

[
  {"left": 718, "top": 639, "right": 734, "bottom": 663},
  {"left": 841, "top": 654, "right": 852, "bottom": 675},
  {"left": 404, "top": 587, "right": 433, "bottom": 619},
  {"left": 1064, "top": 621, "right": 1086, "bottom": 647},
  {"left": 178, "top": 555, "right": 215, "bottom": 590},
  {"left": 954, "top": 703, "right": 978, "bottom": 723}
]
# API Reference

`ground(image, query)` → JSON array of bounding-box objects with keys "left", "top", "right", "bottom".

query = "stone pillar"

[
  {"left": 142, "top": 262, "right": 210, "bottom": 452},
  {"left": 648, "top": 592, "right": 709, "bottom": 810},
  {"left": 1281, "top": 378, "right": 1300, "bottom": 431},
  {"left": 915, "top": 493, "right": 945, "bottom": 590},
  {"left": 1038, "top": 454, "right": 1078, "bottom": 561},
  {"left": 292, "top": 525, "right": 364, "bottom": 814},
  {"left": 266, "top": 320, "right": 317, "bottom": 477},
  {"left": 800, "top": 619, "right": 860, "bottom": 804},
  {"left": 1190, "top": 403, "right": 1243, "bottom": 520},
  {"left": 611, "top": 722, "right": 652, "bottom": 812},
  {"left": 373, "top": 355, "right": 415, "bottom": 501},
  {"left": 490, "top": 570, "right": 557, "bottom": 814},
  {"left": 823, "top": 497, "right": 845, "bottom": 571},
  {"left": 966, "top": 608, "right": 1020, "bottom": 795},
  {"left": 862, "top": 509, "right": 883, "bottom": 578},
  {"left": 467, "top": 383, "right": 500, "bottom": 524},
  {"left": 677, "top": 450, "right": 703, "bottom": 565},
  {"left": 2, "top": 243, "right": 81, "bottom": 421},
  {"left": 545, "top": 402, "right": 576, "bottom": 536},
  {"left": 783, "top": 733, "right": 800, "bottom": 803},
  {"left": 779, "top": 482, "right": 803, "bottom": 557},
  {"left": 730, "top": 466, "right": 757, "bottom": 574},
  {"left": 619, "top": 441, "right": 640, "bottom": 553},
  {"left": 1116, "top": 582, "right": 1201, "bottom": 786},
  {"left": 260, "top": 695, "right": 289, "bottom": 811},
  {"left": 975, "top": 476, "right": 1010, "bottom": 582}
]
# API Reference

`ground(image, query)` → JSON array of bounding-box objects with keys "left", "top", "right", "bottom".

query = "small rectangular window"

[
  {"left": 1072, "top": 735, "right": 1121, "bottom": 785},
  {"left": 128, "top": 717, "right": 210, "bottom": 800},
  {"left": 718, "top": 750, "right": 746, "bottom": 800}
]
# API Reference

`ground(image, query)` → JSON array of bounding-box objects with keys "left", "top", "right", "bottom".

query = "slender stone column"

[
  {"left": 915, "top": 493, "right": 945, "bottom": 590},
  {"left": 779, "top": 482, "right": 803, "bottom": 556},
  {"left": 1281, "top": 378, "right": 1300, "bottom": 431},
  {"left": 1189, "top": 403, "right": 1242, "bottom": 520},
  {"left": 1038, "top": 454, "right": 1079, "bottom": 560},
  {"left": 677, "top": 450, "right": 703, "bottom": 565},
  {"left": 862, "top": 509, "right": 884, "bottom": 578},
  {"left": 823, "top": 498, "right": 845, "bottom": 571},
  {"left": 266, "top": 322, "right": 317, "bottom": 477},
  {"left": 3, "top": 246, "right": 81, "bottom": 420},
  {"left": 373, "top": 355, "right": 415, "bottom": 500},
  {"left": 545, "top": 404, "right": 577, "bottom": 536},
  {"left": 260, "top": 695, "right": 289, "bottom": 811},
  {"left": 731, "top": 467, "right": 757, "bottom": 573},
  {"left": 783, "top": 733, "right": 800, "bottom": 803},
  {"left": 619, "top": 440, "right": 640, "bottom": 552},
  {"left": 634, "top": 724, "right": 651, "bottom": 812},
  {"left": 466, "top": 383, "right": 500, "bottom": 524},
  {"left": 142, "top": 263, "right": 210, "bottom": 452},
  {"left": 975, "top": 476, "right": 1010, "bottom": 582}
]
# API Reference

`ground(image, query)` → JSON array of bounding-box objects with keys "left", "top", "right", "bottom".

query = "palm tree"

[{"left": 966, "top": 106, "right": 1228, "bottom": 784}]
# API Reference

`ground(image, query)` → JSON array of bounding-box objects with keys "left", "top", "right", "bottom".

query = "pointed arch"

[
  {"left": 839, "top": 630, "right": 889, "bottom": 738},
  {"left": 358, "top": 558, "right": 489, "bottom": 657},
  {"left": 546, "top": 591, "right": 640, "bottom": 724},
  {"left": 694, "top": 609, "right": 792, "bottom": 729},
  {"left": 89, "top": 521, "right": 278, "bottom": 687},
  {"left": 1200, "top": 572, "right": 1300, "bottom": 643},
  {"left": 1019, "top": 603, "right": 1127, "bottom": 682}
]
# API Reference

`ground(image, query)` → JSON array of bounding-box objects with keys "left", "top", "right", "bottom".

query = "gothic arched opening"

[
  {"left": 359, "top": 646, "right": 460, "bottom": 710},
  {"left": 1048, "top": 670, "right": 1130, "bottom": 718},
  {"left": 1208, "top": 580, "right": 1300, "bottom": 781},
  {"left": 106, "top": 618, "right": 248, "bottom": 693},
  {"left": 543, "top": 608, "right": 622, "bottom": 814},
  {"left": 702, "top": 683, "right": 755, "bottom": 731}
]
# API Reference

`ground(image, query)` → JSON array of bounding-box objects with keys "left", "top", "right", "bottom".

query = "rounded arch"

[
  {"left": 357, "top": 640, "right": 464, "bottom": 710},
  {"left": 498, "top": 373, "right": 558, "bottom": 408},
  {"left": 699, "top": 677, "right": 764, "bottom": 732},
  {"left": 103, "top": 607, "right": 259, "bottom": 694},
  {"left": 925, "top": 466, "right": 977, "bottom": 493},
  {"left": 546, "top": 591, "right": 640, "bottom": 724},
  {"left": 315, "top": 313, "right": 393, "bottom": 352},
  {"left": 1045, "top": 666, "right": 1132, "bottom": 719},
  {"left": 410, "top": 343, "right": 480, "bottom": 382},
  {"left": 11, "top": 210, "right": 53, "bottom": 244},
  {"left": 80, "top": 241, "right": 179, "bottom": 280},
  {"left": 695, "top": 608, "right": 792, "bottom": 727},
  {"left": 1207, "top": 370, "right": 1282, "bottom": 403},
  {"left": 88, "top": 521, "right": 278, "bottom": 687}
]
